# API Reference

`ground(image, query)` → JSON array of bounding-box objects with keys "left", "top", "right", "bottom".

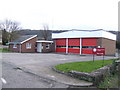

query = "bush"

[
  {"left": 116, "top": 41, "right": 120, "bottom": 49},
  {"left": 110, "top": 60, "right": 117, "bottom": 75}
]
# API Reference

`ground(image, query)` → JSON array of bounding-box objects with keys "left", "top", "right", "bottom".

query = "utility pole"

[{"left": 118, "top": 2, "right": 120, "bottom": 59}]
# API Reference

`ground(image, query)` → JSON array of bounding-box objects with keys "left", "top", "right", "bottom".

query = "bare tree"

[
  {"left": 0, "top": 19, "right": 21, "bottom": 44},
  {"left": 0, "top": 19, "right": 20, "bottom": 32},
  {"left": 41, "top": 24, "right": 51, "bottom": 40}
]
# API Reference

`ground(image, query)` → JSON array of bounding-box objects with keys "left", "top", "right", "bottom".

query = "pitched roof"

[
  {"left": 18, "top": 30, "right": 52, "bottom": 40},
  {"left": 9, "top": 35, "right": 37, "bottom": 44}
]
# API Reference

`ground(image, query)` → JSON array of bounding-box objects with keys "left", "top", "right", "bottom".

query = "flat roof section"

[
  {"left": 36, "top": 40, "right": 53, "bottom": 43},
  {"left": 52, "top": 30, "right": 116, "bottom": 41}
]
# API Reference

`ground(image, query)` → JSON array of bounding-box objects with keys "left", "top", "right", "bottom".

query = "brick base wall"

[
  {"left": 9, "top": 44, "right": 20, "bottom": 52},
  {"left": 97, "top": 38, "right": 116, "bottom": 56}
]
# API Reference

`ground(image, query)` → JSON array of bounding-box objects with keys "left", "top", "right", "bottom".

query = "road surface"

[{"left": 2, "top": 62, "right": 68, "bottom": 88}]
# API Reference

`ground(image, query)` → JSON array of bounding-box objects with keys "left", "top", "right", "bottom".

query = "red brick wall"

[
  {"left": 42, "top": 42, "right": 53, "bottom": 53},
  {"left": 21, "top": 37, "right": 37, "bottom": 53},
  {"left": 97, "top": 38, "right": 116, "bottom": 55},
  {"left": 9, "top": 44, "right": 20, "bottom": 52}
]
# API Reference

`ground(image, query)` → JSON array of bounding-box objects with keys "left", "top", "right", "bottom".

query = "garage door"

[
  {"left": 55, "top": 39, "right": 66, "bottom": 53},
  {"left": 82, "top": 38, "right": 97, "bottom": 54},
  {"left": 68, "top": 38, "right": 80, "bottom": 53}
]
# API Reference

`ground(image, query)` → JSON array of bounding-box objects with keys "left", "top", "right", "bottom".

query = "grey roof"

[
  {"left": 9, "top": 35, "right": 37, "bottom": 44},
  {"left": 18, "top": 30, "right": 52, "bottom": 40}
]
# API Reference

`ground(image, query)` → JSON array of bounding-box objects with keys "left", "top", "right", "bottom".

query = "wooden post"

[
  {"left": 102, "top": 55, "right": 104, "bottom": 66},
  {"left": 93, "top": 54, "right": 95, "bottom": 62}
]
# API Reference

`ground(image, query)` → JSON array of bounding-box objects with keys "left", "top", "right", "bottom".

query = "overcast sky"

[{"left": 0, "top": 0, "right": 119, "bottom": 31}]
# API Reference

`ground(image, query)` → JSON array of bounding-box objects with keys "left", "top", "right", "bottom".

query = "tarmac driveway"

[{"left": 2, "top": 53, "right": 117, "bottom": 86}]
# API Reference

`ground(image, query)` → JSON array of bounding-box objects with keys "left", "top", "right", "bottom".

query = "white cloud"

[{"left": 0, "top": 0, "right": 119, "bottom": 30}]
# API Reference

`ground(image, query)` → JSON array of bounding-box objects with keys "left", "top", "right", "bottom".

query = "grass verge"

[
  {"left": 55, "top": 59, "right": 118, "bottom": 73},
  {"left": 0, "top": 48, "right": 14, "bottom": 53}
]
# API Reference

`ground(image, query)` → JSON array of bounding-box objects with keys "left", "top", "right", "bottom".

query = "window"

[
  {"left": 68, "top": 46, "right": 80, "bottom": 48},
  {"left": 56, "top": 46, "right": 97, "bottom": 49},
  {"left": 82, "top": 46, "right": 96, "bottom": 49},
  {"left": 56, "top": 45, "right": 66, "bottom": 48},
  {"left": 46, "top": 44, "right": 50, "bottom": 49},
  {"left": 13, "top": 44, "right": 17, "bottom": 48},
  {"left": 26, "top": 43, "right": 32, "bottom": 49}
]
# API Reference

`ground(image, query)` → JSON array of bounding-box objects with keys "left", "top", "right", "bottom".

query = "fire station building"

[{"left": 52, "top": 30, "right": 116, "bottom": 55}]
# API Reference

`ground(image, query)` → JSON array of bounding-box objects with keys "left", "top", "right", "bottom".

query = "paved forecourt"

[{"left": 2, "top": 53, "right": 117, "bottom": 86}]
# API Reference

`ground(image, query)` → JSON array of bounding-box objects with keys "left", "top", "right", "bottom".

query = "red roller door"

[
  {"left": 68, "top": 48, "right": 80, "bottom": 53},
  {"left": 56, "top": 48, "right": 66, "bottom": 53},
  {"left": 55, "top": 39, "right": 66, "bottom": 53},
  {"left": 82, "top": 38, "right": 97, "bottom": 46},
  {"left": 82, "top": 38, "right": 97, "bottom": 54},
  {"left": 56, "top": 39, "right": 66, "bottom": 45},
  {"left": 68, "top": 38, "right": 80, "bottom": 46},
  {"left": 68, "top": 38, "right": 80, "bottom": 53},
  {"left": 55, "top": 38, "right": 97, "bottom": 54},
  {"left": 82, "top": 49, "right": 93, "bottom": 54}
]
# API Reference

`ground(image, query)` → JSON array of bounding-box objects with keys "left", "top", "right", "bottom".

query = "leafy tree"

[{"left": 2, "top": 29, "right": 8, "bottom": 45}]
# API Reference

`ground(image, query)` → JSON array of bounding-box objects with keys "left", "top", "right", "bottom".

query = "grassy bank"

[
  {"left": 55, "top": 59, "right": 118, "bottom": 73},
  {"left": 98, "top": 72, "right": 120, "bottom": 88}
]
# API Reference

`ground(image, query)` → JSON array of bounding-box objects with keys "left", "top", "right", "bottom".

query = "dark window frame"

[
  {"left": 56, "top": 45, "right": 66, "bottom": 48},
  {"left": 56, "top": 45, "right": 97, "bottom": 49},
  {"left": 82, "top": 46, "right": 97, "bottom": 49}
]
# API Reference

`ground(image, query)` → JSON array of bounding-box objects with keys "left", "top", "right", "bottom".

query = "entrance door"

[{"left": 37, "top": 43, "right": 42, "bottom": 52}]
